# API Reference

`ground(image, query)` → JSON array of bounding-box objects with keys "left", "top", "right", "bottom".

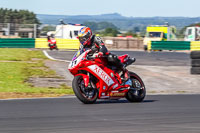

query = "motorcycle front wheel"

[
  {"left": 72, "top": 75, "right": 98, "bottom": 104},
  {"left": 125, "top": 72, "right": 146, "bottom": 102}
]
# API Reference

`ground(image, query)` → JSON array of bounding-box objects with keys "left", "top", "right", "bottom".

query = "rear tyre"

[
  {"left": 125, "top": 72, "right": 146, "bottom": 102},
  {"left": 72, "top": 75, "right": 98, "bottom": 104}
]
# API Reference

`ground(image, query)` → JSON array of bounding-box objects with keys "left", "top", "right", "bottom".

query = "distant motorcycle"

[
  {"left": 48, "top": 38, "right": 58, "bottom": 50},
  {"left": 68, "top": 48, "right": 146, "bottom": 104}
]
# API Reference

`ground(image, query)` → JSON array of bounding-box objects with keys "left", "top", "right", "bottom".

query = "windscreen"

[
  {"left": 147, "top": 32, "right": 162, "bottom": 38},
  {"left": 72, "top": 48, "right": 90, "bottom": 61},
  {"left": 72, "top": 50, "right": 81, "bottom": 61}
]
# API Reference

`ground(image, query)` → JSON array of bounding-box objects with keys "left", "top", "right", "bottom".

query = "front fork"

[
  {"left": 81, "top": 73, "right": 96, "bottom": 89},
  {"left": 75, "top": 74, "right": 90, "bottom": 87}
]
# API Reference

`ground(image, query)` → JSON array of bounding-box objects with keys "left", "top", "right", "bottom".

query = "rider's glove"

[
  {"left": 93, "top": 52, "right": 103, "bottom": 58},
  {"left": 98, "top": 52, "right": 103, "bottom": 57}
]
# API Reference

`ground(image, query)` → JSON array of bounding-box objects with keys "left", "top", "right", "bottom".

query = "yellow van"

[{"left": 143, "top": 25, "right": 176, "bottom": 50}]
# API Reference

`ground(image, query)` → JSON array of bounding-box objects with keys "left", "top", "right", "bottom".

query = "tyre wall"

[{"left": 191, "top": 51, "right": 200, "bottom": 74}]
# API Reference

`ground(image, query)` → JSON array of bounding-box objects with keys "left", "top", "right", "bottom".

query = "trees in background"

[
  {"left": 122, "top": 31, "right": 138, "bottom": 37},
  {"left": 83, "top": 21, "right": 117, "bottom": 31},
  {"left": 41, "top": 25, "right": 56, "bottom": 32},
  {"left": 0, "top": 8, "right": 40, "bottom": 24},
  {"left": 83, "top": 21, "right": 120, "bottom": 37},
  {"left": 100, "top": 28, "right": 120, "bottom": 37}
]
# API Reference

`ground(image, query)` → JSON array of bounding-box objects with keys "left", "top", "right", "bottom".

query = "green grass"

[
  {"left": 22, "top": 60, "right": 58, "bottom": 78},
  {"left": 0, "top": 48, "right": 73, "bottom": 97},
  {"left": 0, "top": 48, "right": 47, "bottom": 61}
]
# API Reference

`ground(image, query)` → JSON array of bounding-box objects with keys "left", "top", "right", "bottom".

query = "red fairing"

[
  {"left": 118, "top": 54, "right": 129, "bottom": 63},
  {"left": 48, "top": 39, "right": 56, "bottom": 44},
  {"left": 68, "top": 50, "right": 132, "bottom": 99}
]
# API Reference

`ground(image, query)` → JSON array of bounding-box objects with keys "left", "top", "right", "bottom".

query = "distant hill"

[{"left": 37, "top": 13, "right": 200, "bottom": 30}]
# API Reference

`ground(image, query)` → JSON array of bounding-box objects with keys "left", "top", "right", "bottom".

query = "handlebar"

[
  {"left": 86, "top": 55, "right": 95, "bottom": 60},
  {"left": 86, "top": 54, "right": 108, "bottom": 60}
]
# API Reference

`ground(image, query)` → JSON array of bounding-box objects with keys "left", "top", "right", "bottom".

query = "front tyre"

[
  {"left": 125, "top": 72, "right": 146, "bottom": 102},
  {"left": 72, "top": 75, "right": 98, "bottom": 104}
]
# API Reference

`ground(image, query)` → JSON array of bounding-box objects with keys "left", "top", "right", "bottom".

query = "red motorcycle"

[
  {"left": 68, "top": 49, "right": 146, "bottom": 104},
  {"left": 48, "top": 39, "right": 58, "bottom": 50}
]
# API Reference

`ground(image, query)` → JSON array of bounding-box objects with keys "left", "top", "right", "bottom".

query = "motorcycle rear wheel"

[
  {"left": 125, "top": 72, "right": 146, "bottom": 102},
  {"left": 72, "top": 75, "right": 98, "bottom": 104}
]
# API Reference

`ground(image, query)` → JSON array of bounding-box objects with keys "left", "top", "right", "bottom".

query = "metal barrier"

[
  {"left": 191, "top": 41, "right": 200, "bottom": 51},
  {"left": 148, "top": 41, "right": 191, "bottom": 51},
  {"left": 56, "top": 39, "right": 80, "bottom": 49},
  {"left": 35, "top": 38, "right": 80, "bottom": 49},
  {"left": 1, "top": 38, "right": 200, "bottom": 51},
  {"left": 35, "top": 38, "right": 48, "bottom": 48},
  {"left": 0, "top": 38, "right": 35, "bottom": 48}
]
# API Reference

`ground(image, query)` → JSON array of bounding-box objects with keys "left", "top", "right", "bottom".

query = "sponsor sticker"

[
  {"left": 110, "top": 92, "right": 125, "bottom": 97},
  {"left": 88, "top": 65, "right": 114, "bottom": 86}
]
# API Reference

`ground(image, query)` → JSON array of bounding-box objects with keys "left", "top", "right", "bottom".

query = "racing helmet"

[{"left": 78, "top": 27, "right": 92, "bottom": 45}]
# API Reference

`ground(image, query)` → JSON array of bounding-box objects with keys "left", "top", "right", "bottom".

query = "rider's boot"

[
  {"left": 121, "top": 57, "right": 136, "bottom": 83},
  {"left": 121, "top": 69, "right": 130, "bottom": 84}
]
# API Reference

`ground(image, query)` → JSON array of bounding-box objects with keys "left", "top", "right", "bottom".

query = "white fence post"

[
  {"left": 7, "top": 23, "right": 10, "bottom": 36},
  {"left": 34, "top": 24, "right": 37, "bottom": 38}
]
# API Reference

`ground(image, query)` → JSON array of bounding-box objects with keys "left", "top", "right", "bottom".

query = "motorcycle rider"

[
  {"left": 78, "top": 27, "right": 130, "bottom": 81},
  {"left": 47, "top": 32, "right": 58, "bottom": 50}
]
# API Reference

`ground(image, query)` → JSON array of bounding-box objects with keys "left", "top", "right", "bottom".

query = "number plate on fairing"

[{"left": 68, "top": 51, "right": 85, "bottom": 69}]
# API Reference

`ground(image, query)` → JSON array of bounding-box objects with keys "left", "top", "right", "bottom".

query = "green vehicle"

[{"left": 143, "top": 25, "right": 177, "bottom": 50}]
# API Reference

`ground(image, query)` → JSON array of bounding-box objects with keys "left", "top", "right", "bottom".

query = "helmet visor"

[
  {"left": 78, "top": 36, "right": 87, "bottom": 44},
  {"left": 78, "top": 32, "right": 91, "bottom": 44}
]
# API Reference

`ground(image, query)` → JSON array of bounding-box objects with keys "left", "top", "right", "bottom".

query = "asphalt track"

[
  {"left": 47, "top": 50, "right": 190, "bottom": 66},
  {"left": 0, "top": 95, "right": 200, "bottom": 133},
  {"left": 1, "top": 50, "right": 196, "bottom": 133}
]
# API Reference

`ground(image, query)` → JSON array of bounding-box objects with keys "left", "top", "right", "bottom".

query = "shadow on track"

[{"left": 94, "top": 99, "right": 157, "bottom": 104}]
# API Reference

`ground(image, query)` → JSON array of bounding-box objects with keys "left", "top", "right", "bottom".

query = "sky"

[{"left": 0, "top": 0, "right": 200, "bottom": 17}]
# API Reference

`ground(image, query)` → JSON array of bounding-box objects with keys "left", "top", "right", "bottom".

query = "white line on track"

[
  {"left": 0, "top": 51, "right": 166, "bottom": 101},
  {"left": 42, "top": 50, "right": 159, "bottom": 67},
  {"left": 43, "top": 50, "right": 71, "bottom": 63}
]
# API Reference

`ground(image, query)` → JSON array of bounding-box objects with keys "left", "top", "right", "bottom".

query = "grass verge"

[{"left": 0, "top": 48, "right": 73, "bottom": 99}]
